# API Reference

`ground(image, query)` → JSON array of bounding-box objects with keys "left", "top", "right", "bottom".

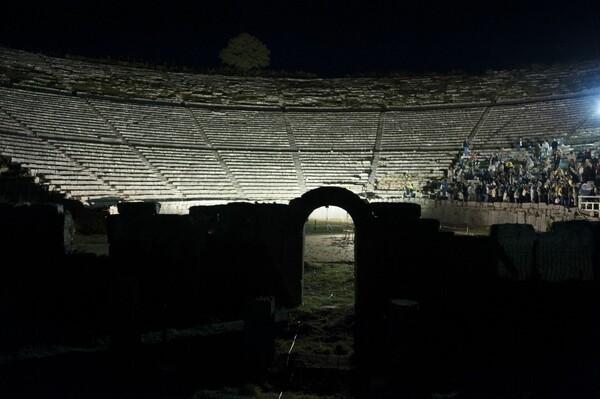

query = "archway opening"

[
  {"left": 281, "top": 187, "right": 372, "bottom": 367},
  {"left": 296, "top": 205, "right": 355, "bottom": 357}
]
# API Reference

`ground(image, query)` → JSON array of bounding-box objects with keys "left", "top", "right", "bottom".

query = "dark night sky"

[{"left": 1, "top": 0, "right": 600, "bottom": 77}]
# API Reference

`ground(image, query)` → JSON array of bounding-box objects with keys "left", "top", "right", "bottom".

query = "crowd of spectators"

[{"left": 418, "top": 138, "right": 600, "bottom": 208}]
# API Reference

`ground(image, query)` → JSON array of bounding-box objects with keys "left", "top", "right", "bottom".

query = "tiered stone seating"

[
  {"left": 286, "top": 111, "right": 379, "bottom": 150},
  {"left": 136, "top": 146, "right": 238, "bottom": 200},
  {"left": 566, "top": 111, "right": 600, "bottom": 147},
  {"left": 191, "top": 108, "right": 290, "bottom": 148},
  {"left": 472, "top": 96, "right": 597, "bottom": 149},
  {"left": 374, "top": 150, "right": 456, "bottom": 190},
  {"left": 0, "top": 132, "right": 119, "bottom": 201},
  {"left": 0, "top": 87, "right": 118, "bottom": 141},
  {"left": 172, "top": 74, "right": 281, "bottom": 105},
  {"left": 219, "top": 150, "right": 301, "bottom": 200},
  {"left": 2, "top": 46, "right": 599, "bottom": 207},
  {"left": 0, "top": 108, "right": 27, "bottom": 134},
  {"left": 46, "top": 140, "right": 183, "bottom": 200},
  {"left": 470, "top": 148, "right": 519, "bottom": 164},
  {"left": 381, "top": 107, "right": 484, "bottom": 150},
  {"left": 89, "top": 99, "right": 211, "bottom": 147},
  {"left": 55, "top": 61, "right": 175, "bottom": 101},
  {"left": 2, "top": 46, "right": 600, "bottom": 107},
  {"left": 297, "top": 151, "right": 372, "bottom": 192}
]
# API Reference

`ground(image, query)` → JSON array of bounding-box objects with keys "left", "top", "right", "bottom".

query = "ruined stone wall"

[
  {"left": 0, "top": 202, "right": 68, "bottom": 258},
  {"left": 1, "top": 199, "right": 599, "bottom": 389},
  {"left": 406, "top": 197, "right": 584, "bottom": 232},
  {"left": 121, "top": 196, "right": 590, "bottom": 234},
  {"left": 1, "top": 46, "right": 599, "bottom": 107},
  {"left": 0, "top": 203, "right": 111, "bottom": 351},
  {"left": 106, "top": 201, "right": 304, "bottom": 334}
]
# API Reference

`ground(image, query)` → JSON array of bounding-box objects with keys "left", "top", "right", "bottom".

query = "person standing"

[
  {"left": 463, "top": 138, "right": 469, "bottom": 157},
  {"left": 534, "top": 141, "right": 542, "bottom": 161},
  {"left": 542, "top": 139, "right": 550, "bottom": 158},
  {"left": 468, "top": 182, "right": 476, "bottom": 201},
  {"left": 553, "top": 148, "right": 562, "bottom": 170},
  {"left": 582, "top": 159, "right": 595, "bottom": 183}
]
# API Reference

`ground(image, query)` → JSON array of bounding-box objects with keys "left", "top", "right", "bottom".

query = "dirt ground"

[
  {"left": 10, "top": 227, "right": 563, "bottom": 399},
  {"left": 304, "top": 233, "right": 355, "bottom": 264},
  {"left": 69, "top": 222, "right": 487, "bottom": 257},
  {"left": 71, "top": 232, "right": 110, "bottom": 255},
  {"left": 276, "top": 233, "right": 356, "bottom": 357},
  {"left": 64, "top": 230, "right": 359, "bottom": 398}
]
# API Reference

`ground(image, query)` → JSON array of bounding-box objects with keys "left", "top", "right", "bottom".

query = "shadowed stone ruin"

[
  {"left": 1, "top": 187, "right": 599, "bottom": 398},
  {"left": 1, "top": 46, "right": 600, "bottom": 398}
]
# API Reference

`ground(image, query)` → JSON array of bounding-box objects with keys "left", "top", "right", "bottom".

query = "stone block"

[
  {"left": 370, "top": 202, "right": 421, "bottom": 220},
  {"left": 491, "top": 223, "right": 536, "bottom": 280},
  {"left": 117, "top": 201, "right": 161, "bottom": 217},
  {"left": 244, "top": 296, "right": 275, "bottom": 323},
  {"left": 243, "top": 296, "right": 276, "bottom": 379}
]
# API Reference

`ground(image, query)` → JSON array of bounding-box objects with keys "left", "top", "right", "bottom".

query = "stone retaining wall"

[
  {"left": 400, "top": 198, "right": 585, "bottom": 232},
  {"left": 128, "top": 198, "right": 587, "bottom": 233}
]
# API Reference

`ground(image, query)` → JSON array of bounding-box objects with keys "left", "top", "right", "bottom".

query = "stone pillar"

[
  {"left": 108, "top": 274, "right": 142, "bottom": 385},
  {"left": 384, "top": 299, "right": 421, "bottom": 396},
  {"left": 243, "top": 296, "right": 276, "bottom": 381}
]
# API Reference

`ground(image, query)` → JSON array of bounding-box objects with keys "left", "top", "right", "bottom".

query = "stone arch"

[
  {"left": 289, "top": 186, "right": 374, "bottom": 231},
  {"left": 288, "top": 187, "right": 375, "bottom": 306}
]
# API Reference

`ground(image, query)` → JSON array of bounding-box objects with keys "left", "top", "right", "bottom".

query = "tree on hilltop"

[{"left": 219, "top": 33, "right": 270, "bottom": 73}]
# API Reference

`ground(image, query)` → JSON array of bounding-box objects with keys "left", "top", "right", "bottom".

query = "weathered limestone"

[
  {"left": 0, "top": 202, "right": 68, "bottom": 260},
  {"left": 2, "top": 46, "right": 599, "bottom": 107},
  {"left": 243, "top": 296, "right": 276, "bottom": 379},
  {"left": 1, "top": 189, "right": 599, "bottom": 397},
  {"left": 537, "top": 221, "right": 597, "bottom": 281},
  {"left": 491, "top": 224, "right": 537, "bottom": 280},
  {"left": 415, "top": 198, "right": 581, "bottom": 232},
  {"left": 2, "top": 47, "right": 599, "bottom": 211}
]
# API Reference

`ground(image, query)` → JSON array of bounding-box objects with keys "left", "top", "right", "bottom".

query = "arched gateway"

[
  {"left": 289, "top": 186, "right": 374, "bottom": 231},
  {"left": 289, "top": 187, "right": 375, "bottom": 306},
  {"left": 106, "top": 188, "right": 429, "bottom": 396}
]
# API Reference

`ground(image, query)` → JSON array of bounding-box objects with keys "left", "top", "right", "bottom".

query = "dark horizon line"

[{"left": 3, "top": 42, "right": 600, "bottom": 80}]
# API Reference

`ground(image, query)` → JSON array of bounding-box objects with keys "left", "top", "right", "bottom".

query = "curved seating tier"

[
  {"left": 136, "top": 146, "right": 238, "bottom": 200},
  {"left": 374, "top": 150, "right": 456, "bottom": 191},
  {"left": 0, "top": 132, "right": 120, "bottom": 201},
  {"left": 0, "top": 87, "right": 118, "bottom": 142},
  {"left": 219, "top": 150, "right": 301, "bottom": 200},
  {"left": 471, "top": 97, "right": 598, "bottom": 150},
  {"left": 88, "top": 99, "right": 211, "bottom": 148},
  {"left": 192, "top": 108, "right": 290, "bottom": 149},
  {"left": 381, "top": 107, "right": 484, "bottom": 150},
  {"left": 298, "top": 151, "right": 373, "bottom": 192},
  {"left": 46, "top": 139, "right": 183, "bottom": 201},
  {"left": 286, "top": 111, "right": 379, "bottom": 150},
  {"left": 1, "top": 58, "right": 599, "bottom": 206}
]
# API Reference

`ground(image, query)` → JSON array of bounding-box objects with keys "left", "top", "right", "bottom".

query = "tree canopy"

[{"left": 219, "top": 33, "right": 270, "bottom": 72}]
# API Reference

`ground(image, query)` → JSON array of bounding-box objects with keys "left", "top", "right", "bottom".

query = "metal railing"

[{"left": 578, "top": 195, "right": 600, "bottom": 217}]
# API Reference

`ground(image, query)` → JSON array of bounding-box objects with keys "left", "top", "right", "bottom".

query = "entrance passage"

[
  {"left": 292, "top": 205, "right": 355, "bottom": 357},
  {"left": 304, "top": 206, "right": 355, "bottom": 307},
  {"left": 282, "top": 187, "right": 372, "bottom": 362}
]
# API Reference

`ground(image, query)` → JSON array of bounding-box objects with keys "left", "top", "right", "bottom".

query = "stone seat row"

[
  {"left": 0, "top": 126, "right": 428, "bottom": 200},
  {"left": 0, "top": 88, "right": 117, "bottom": 140},
  {"left": 3, "top": 89, "right": 592, "bottom": 156},
  {"left": 1, "top": 82, "right": 597, "bottom": 204}
]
